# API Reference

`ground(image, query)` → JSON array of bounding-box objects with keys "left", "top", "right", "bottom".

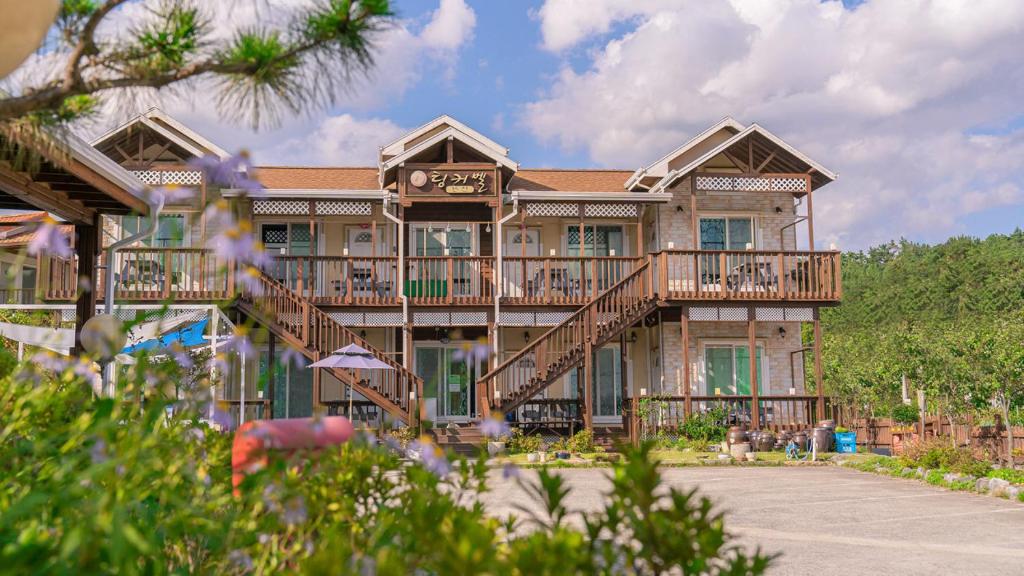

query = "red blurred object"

[{"left": 231, "top": 417, "right": 354, "bottom": 492}]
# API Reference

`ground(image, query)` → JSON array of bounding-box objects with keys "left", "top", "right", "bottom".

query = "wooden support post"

[
  {"left": 636, "top": 205, "right": 644, "bottom": 256},
  {"left": 748, "top": 314, "right": 759, "bottom": 430},
  {"left": 813, "top": 318, "right": 825, "bottom": 422},
  {"left": 267, "top": 332, "right": 276, "bottom": 419},
  {"left": 690, "top": 174, "right": 698, "bottom": 249},
  {"left": 72, "top": 218, "right": 100, "bottom": 356},
  {"left": 582, "top": 341, "right": 594, "bottom": 432},
  {"left": 805, "top": 176, "right": 815, "bottom": 250},
  {"left": 681, "top": 309, "right": 691, "bottom": 416},
  {"left": 620, "top": 332, "right": 629, "bottom": 429}
]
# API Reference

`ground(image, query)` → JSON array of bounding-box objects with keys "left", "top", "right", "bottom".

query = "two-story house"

[{"left": 17, "top": 109, "right": 841, "bottom": 439}]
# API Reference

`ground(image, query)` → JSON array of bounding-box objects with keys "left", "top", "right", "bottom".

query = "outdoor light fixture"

[
  {"left": 524, "top": 331, "right": 530, "bottom": 342},
  {"left": 676, "top": 205, "right": 684, "bottom": 212},
  {"left": 439, "top": 329, "right": 450, "bottom": 344},
  {"left": 359, "top": 329, "right": 367, "bottom": 339},
  {"left": 629, "top": 331, "right": 638, "bottom": 344},
  {"left": 0, "top": 0, "right": 59, "bottom": 80},
  {"left": 667, "top": 241, "right": 675, "bottom": 249},
  {"left": 778, "top": 326, "right": 786, "bottom": 338},
  {"left": 485, "top": 223, "right": 491, "bottom": 232},
  {"left": 775, "top": 206, "right": 783, "bottom": 214}
]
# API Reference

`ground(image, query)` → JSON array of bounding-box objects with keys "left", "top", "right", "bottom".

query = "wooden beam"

[
  {"left": 0, "top": 163, "right": 94, "bottom": 224},
  {"left": 72, "top": 218, "right": 100, "bottom": 356},
  {"left": 689, "top": 174, "right": 698, "bottom": 249},
  {"left": 620, "top": 332, "right": 629, "bottom": 428},
  {"left": 681, "top": 310, "right": 691, "bottom": 416},
  {"left": 755, "top": 151, "right": 777, "bottom": 173},
  {"left": 748, "top": 314, "right": 759, "bottom": 430},
  {"left": 582, "top": 340, "right": 593, "bottom": 432},
  {"left": 721, "top": 150, "right": 750, "bottom": 172},
  {"left": 267, "top": 331, "right": 276, "bottom": 419},
  {"left": 813, "top": 318, "right": 824, "bottom": 422}
]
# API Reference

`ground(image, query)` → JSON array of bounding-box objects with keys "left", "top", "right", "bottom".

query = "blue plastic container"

[{"left": 835, "top": 431, "right": 857, "bottom": 453}]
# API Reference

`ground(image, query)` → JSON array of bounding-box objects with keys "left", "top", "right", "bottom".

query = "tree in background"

[{"left": 0, "top": 0, "right": 393, "bottom": 128}]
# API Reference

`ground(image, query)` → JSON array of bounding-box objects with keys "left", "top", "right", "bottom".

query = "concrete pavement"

[{"left": 479, "top": 466, "right": 1024, "bottom": 575}]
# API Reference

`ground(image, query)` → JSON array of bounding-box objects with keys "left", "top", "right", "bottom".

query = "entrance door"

[
  {"left": 346, "top": 227, "right": 384, "bottom": 298},
  {"left": 503, "top": 227, "right": 540, "bottom": 298},
  {"left": 414, "top": 343, "right": 481, "bottom": 422},
  {"left": 261, "top": 223, "right": 317, "bottom": 292},
  {"left": 410, "top": 224, "right": 477, "bottom": 298}
]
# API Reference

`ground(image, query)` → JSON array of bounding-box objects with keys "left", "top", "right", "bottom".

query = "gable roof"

[
  {"left": 626, "top": 117, "right": 746, "bottom": 190},
  {"left": 379, "top": 126, "right": 518, "bottom": 187},
  {"left": 649, "top": 123, "right": 837, "bottom": 194},
  {"left": 91, "top": 107, "right": 229, "bottom": 164},
  {"left": 380, "top": 115, "right": 508, "bottom": 159}
]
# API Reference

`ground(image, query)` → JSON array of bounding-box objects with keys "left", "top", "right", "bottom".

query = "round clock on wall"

[{"left": 410, "top": 170, "right": 428, "bottom": 187}]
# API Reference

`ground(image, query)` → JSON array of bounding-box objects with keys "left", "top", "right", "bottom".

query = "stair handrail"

[
  {"left": 478, "top": 257, "right": 654, "bottom": 415},
  {"left": 240, "top": 270, "right": 423, "bottom": 421}
]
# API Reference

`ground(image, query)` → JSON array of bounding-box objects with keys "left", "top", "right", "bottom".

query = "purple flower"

[
  {"left": 281, "top": 496, "right": 307, "bottom": 526},
  {"left": 502, "top": 462, "right": 520, "bottom": 480},
  {"left": 90, "top": 439, "right": 108, "bottom": 465},
  {"left": 189, "top": 153, "right": 265, "bottom": 196},
  {"left": 479, "top": 417, "right": 510, "bottom": 439},
  {"left": 409, "top": 439, "right": 451, "bottom": 477},
  {"left": 162, "top": 344, "right": 194, "bottom": 370},
  {"left": 148, "top": 185, "right": 195, "bottom": 205},
  {"left": 208, "top": 226, "right": 266, "bottom": 265},
  {"left": 227, "top": 550, "right": 253, "bottom": 571},
  {"left": 235, "top": 266, "right": 265, "bottom": 296},
  {"left": 27, "top": 219, "right": 72, "bottom": 258},
  {"left": 383, "top": 434, "right": 403, "bottom": 452},
  {"left": 452, "top": 339, "right": 490, "bottom": 364},
  {"left": 202, "top": 401, "right": 235, "bottom": 430},
  {"left": 202, "top": 199, "right": 235, "bottom": 231},
  {"left": 280, "top": 346, "right": 306, "bottom": 368},
  {"left": 223, "top": 331, "right": 256, "bottom": 357}
]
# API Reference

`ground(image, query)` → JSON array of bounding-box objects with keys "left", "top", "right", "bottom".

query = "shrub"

[
  {"left": 680, "top": 407, "right": 728, "bottom": 443},
  {"left": 835, "top": 426, "right": 849, "bottom": 433},
  {"left": 387, "top": 425, "right": 417, "bottom": 448},
  {"left": 891, "top": 403, "right": 920, "bottom": 424},
  {"left": 988, "top": 468, "right": 1024, "bottom": 485},
  {"left": 567, "top": 429, "right": 594, "bottom": 453},
  {"left": 898, "top": 437, "right": 992, "bottom": 477},
  {"left": 506, "top": 427, "right": 543, "bottom": 454},
  {"left": 0, "top": 360, "right": 771, "bottom": 574}
]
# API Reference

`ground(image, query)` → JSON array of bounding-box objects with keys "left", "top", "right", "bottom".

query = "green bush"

[
  {"left": 0, "top": 359, "right": 771, "bottom": 574},
  {"left": 567, "top": 429, "right": 594, "bottom": 453},
  {"left": 680, "top": 407, "right": 728, "bottom": 443},
  {"left": 898, "top": 437, "right": 992, "bottom": 477},
  {"left": 988, "top": 468, "right": 1024, "bottom": 485},
  {"left": 890, "top": 403, "right": 920, "bottom": 424},
  {"left": 506, "top": 427, "right": 543, "bottom": 454}
]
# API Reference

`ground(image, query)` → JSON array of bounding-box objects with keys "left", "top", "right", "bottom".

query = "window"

[
  {"left": 704, "top": 342, "right": 765, "bottom": 395},
  {"left": 699, "top": 217, "right": 754, "bottom": 250},
  {"left": 123, "top": 214, "right": 188, "bottom": 247},
  {"left": 567, "top": 225, "right": 624, "bottom": 256}
]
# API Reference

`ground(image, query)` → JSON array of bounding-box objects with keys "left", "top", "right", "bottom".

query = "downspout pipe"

[
  {"left": 101, "top": 195, "right": 164, "bottom": 395},
  {"left": 382, "top": 192, "right": 408, "bottom": 368},
  {"left": 492, "top": 195, "right": 519, "bottom": 360}
]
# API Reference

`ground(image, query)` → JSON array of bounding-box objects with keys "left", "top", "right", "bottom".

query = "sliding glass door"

[
  {"left": 415, "top": 343, "right": 480, "bottom": 422},
  {"left": 698, "top": 217, "right": 754, "bottom": 286},
  {"left": 704, "top": 343, "right": 764, "bottom": 395}
]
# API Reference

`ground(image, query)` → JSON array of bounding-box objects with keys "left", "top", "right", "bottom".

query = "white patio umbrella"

[{"left": 309, "top": 343, "right": 394, "bottom": 419}]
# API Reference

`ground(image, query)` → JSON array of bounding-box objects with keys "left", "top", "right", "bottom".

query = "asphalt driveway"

[{"left": 480, "top": 466, "right": 1024, "bottom": 575}]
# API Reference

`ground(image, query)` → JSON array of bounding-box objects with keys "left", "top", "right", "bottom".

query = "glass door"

[
  {"left": 504, "top": 227, "right": 540, "bottom": 298},
  {"left": 410, "top": 224, "right": 477, "bottom": 299},
  {"left": 699, "top": 217, "right": 754, "bottom": 288},
  {"left": 567, "top": 346, "right": 623, "bottom": 421},
  {"left": 566, "top": 225, "right": 625, "bottom": 296},
  {"left": 414, "top": 343, "right": 479, "bottom": 422},
  {"left": 261, "top": 223, "right": 317, "bottom": 292},
  {"left": 704, "top": 343, "right": 764, "bottom": 395}
]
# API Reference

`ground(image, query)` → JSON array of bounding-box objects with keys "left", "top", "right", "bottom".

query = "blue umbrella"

[{"left": 123, "top": 318, "right": 210, "bottom": 354}]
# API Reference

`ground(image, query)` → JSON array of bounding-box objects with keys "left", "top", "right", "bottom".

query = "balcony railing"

[
  {"left": 500, "top": 257, "right": 642, "bottom": 305},
  {"left": 656, "top": 250, "right": 841, "bottom": 301},
  {"left": 628, "top": 394, "right": 839, "bottom": 439},
  {"left": 38, "top": 249, "right": 841, "bottom": 305},
  {"left": 45, "top": 248, "right": 231, "bottom": 301}
]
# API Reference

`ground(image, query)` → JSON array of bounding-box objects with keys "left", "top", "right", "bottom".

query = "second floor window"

[
  {"left": 567, "top": 225, "right": 624, "bottom": 257},
  {"left": 122, "top": 214, "right": 187, "bottom": 247},
  {"left": 699, "top": 217, "right": 754, "bottom": 250}
]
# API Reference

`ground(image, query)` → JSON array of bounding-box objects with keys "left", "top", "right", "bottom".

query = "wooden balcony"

[
  {"left": 38, "top": 249, "right": 842, "bottom": 305},
  {"left": 45, "top": 248, "right": 231, "bottom": 302},
  {"left": 656, "top": 250, "right": 841, "bottom": 302},
  {"left": 500, "top": 257, "right": 642, "bottom": 306}
]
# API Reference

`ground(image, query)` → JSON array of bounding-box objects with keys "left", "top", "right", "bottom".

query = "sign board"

[{"left": 403, "top": 165, "right": 497, "bottom": 201}]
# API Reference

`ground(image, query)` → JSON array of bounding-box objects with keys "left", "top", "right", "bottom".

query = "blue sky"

[{"left": 141, "top": 1, "right": 1024, "bottom": 249}]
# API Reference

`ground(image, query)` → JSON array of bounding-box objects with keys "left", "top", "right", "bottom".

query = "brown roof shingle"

[
  {"left": 508, "top": 169, "right": 632, "bottom": 193},
  {"left": 255, "top": 167, "right": 380, "bottom": 190}
]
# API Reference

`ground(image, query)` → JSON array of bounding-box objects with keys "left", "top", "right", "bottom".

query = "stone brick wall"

[
  {"left": 658, "top": 320, "right": 806, "bottom": 396},
  {"left": 655, "top": 178, "right": 801, "bottom": 251}
]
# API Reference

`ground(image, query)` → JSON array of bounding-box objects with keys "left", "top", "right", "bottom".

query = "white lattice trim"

[
  {"left": 755, "top": 307, "right": 785, "bottom": 321},
  {"left": 535, "top": 311, "right": 573, "bottom": 325},
  {"left": 131, "top": 170, "right": 203, "bottom": 186},
  {"left": 315, "top": 201, "right": 372, "bottom": 216},
  {"left": 584, "top": 203, "right": 638, "bottom": 218},
  {"left": 524, "top": 203, "right": 579, "bottom": 217},
  {"left": 696, "top": 176, "right": 806, "bottom": 193},
  {"left": 499, "top": 311, "right": 534, "bottom": 326},
  {"left": 783, "top": 308, "right": 814, "bottom": 321},
  {"left": 687, "top": 307, "right": 752, "bottom": 321},
  {"left": 253, "top": 200, "right": 310, "bottom": 215}
]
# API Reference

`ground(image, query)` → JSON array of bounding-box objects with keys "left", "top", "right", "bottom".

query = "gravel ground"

[{"left": 478, "top": 465, "right": 1024, "bottom": 576}]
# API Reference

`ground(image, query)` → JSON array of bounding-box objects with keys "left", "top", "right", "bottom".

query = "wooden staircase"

[
  {"left": 478, "top": 258, "right": 659, "bottom": 419},
  {"left": 237, "top": 271, "right": 422, "bottom": 425}
]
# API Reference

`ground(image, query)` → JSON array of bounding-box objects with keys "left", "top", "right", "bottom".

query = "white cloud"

[
  {"left": 253, "top": 114, "right": 405, "bottom": 166},
  {"left": 524, "top": 0, "right": 1024, "bottom": 248}
]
